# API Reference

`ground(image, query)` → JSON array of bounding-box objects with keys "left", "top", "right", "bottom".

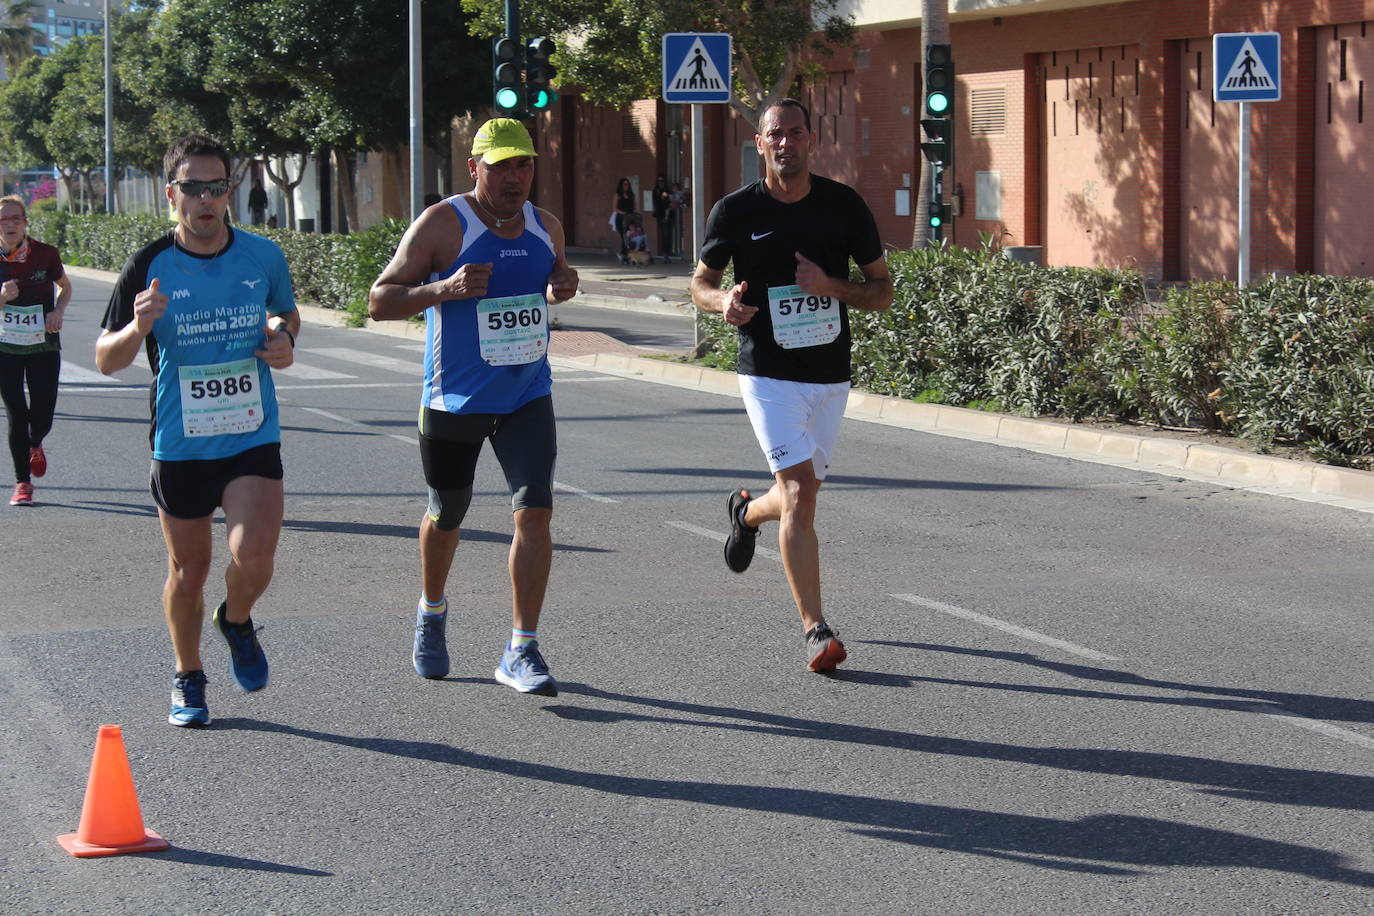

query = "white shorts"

[{"left": 738, "top": 375, "right": 850, "bottom": 479}]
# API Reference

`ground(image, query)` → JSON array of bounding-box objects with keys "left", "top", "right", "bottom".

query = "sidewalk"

[{"left": 563, "top": 247, "right": 694, "bottom": 316}]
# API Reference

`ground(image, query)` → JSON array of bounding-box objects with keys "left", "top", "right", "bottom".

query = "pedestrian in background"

[
  {"left": 0, "top": 194, "right": 73, "bottom": 507},
  {"left": 611, "top": 176, "right": 635, "bottom": 263}
]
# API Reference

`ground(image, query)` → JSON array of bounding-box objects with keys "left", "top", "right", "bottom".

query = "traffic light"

[
  {"left": 925, "top": 44, "right": 954, "bottom": 116},
  {"left": 928, "top": 199, "right": 952, "bottom": 229},
  {"left": 525, "top": 37, "right": 557, "bottom": 113},
  {"left": 920, "top": 117, "right": 949, "bottom": 166},
  {"left": 492, "top": 37, "right": 524, "bottom": 116}
]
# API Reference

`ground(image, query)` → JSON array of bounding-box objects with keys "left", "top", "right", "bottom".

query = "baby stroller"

[{"left": 621, "top": 212, "right": 654, "bottom": 265}]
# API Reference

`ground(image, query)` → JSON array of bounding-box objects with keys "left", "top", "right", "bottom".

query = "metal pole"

[
  {"left": 103, "top": 0, "right": 114, "bottom": 214},
  {"left": 1237, "top": 101, "right": 1251, "bottom": 287},
  {"left": 408, "top": 0, "right": 423, "bottom": 219},
  {"left": 691, "top": 104, "right": 705, "bottom": 352},
  {"left": 691, "top": 104, "right": 705, "bottom": 263}
]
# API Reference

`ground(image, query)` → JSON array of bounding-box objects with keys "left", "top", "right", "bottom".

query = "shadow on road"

[
  {"left": 146, "top": 846, "right": 332, "bottom": 876},
  {"left": 875, "top": 641, "right": 1374, "bottom": 728},
  {"left": 619, "top": 466, "right": 1060, "bottom": 492},
  {"left": 219, "top": 697, "right": 1374, "bottom": 886}
]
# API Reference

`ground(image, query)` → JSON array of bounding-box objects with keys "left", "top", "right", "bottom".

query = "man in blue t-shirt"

[
  {"left": 97, "top": 134, "right": 299, "bottom": 728},
  {"left": 691, "top": 99, "right": 893, "bottom": 674},
  {"left": 369, "top": 118, "right": 578, "bottom": 696}
]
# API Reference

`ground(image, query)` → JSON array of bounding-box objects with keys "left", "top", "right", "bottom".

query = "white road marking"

[
  {"left": 890, "top": 593, "right": 1120, "bottom": 661},
  {"left": 552, "top": 376, "right": 626, "bottom": 383},
  {"left": 59, "top": 361, "right": 116, "bottom": 384},
  {"left": 276, "top": 382, "right": 415, "bottom": 391},
  {"left": 299, "top": 406, "right": 360, "bottom": 426},
  {"left": 665, "top": 520, "right": 781, "bottom": 562},
  {"left": 554, "top": 481, "right": 619, "bottom": 504},
  {"left": 1243, "top": 704, "right": 1374, "bottom": 751},
  {"left": 298, "top": 405, "right": 415, "bottom": 446},
  {"left": 309, "top": 347, "right": 421, "bottom": 375},
  {"left": 275, "top": 362, "right": 355, "bottom": 380}
]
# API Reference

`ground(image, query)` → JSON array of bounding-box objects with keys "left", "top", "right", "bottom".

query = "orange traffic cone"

[{"left": 57, "top": 725, "right": 169, "bottom": 858}]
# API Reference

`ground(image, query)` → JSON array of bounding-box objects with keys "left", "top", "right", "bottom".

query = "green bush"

[
  {"left": 850, "top": 245, "right": 1146, "bottom": 418},
  {"left": 36, "top": 212, "right": 407, "bottom": 328},
  {"left": 1128, "top": 282, "right": 1235, "bottom": 430},
  {"left": 1224, "top": 274, "right": 1374, "bottom": 464}
]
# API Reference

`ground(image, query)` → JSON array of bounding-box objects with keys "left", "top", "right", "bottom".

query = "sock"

[
  {"left": 420, "top": 595, "right": 446, "bottom": 616},
  {"left": 175, "top": 669, "right": 204, "bottom": 680},
  {"left": 511, "top": 628, "right": 537, "bottom": 648}
]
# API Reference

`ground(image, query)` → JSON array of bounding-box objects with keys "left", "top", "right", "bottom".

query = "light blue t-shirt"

[{"left": 102, "top": 229, "right": 297, "bottom": 461}]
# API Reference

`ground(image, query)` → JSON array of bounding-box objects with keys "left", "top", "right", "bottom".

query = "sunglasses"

[{"left": 170, "top": 178, "right": 230, "bottom": 198}]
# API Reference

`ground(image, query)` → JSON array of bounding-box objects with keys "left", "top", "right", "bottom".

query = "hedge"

[
  {"left": 697, "top": 245, "right": 1374, "bottom": 467},
  {"left": 26, "top": 208, "right": 406, "bottom": 326}
]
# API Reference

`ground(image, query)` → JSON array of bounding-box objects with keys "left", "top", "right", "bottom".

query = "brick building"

[{"left": 502, "top": 0, "right": 1374, "bottom": 283}]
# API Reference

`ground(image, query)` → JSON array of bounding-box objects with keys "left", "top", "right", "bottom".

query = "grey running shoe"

[
  {"left": 724, "top": 487, "right": 759, "bottom": 573},
  {"left": 494, "top": 640, "right": 558, "bottom": 696},
  {"left": 805, "top": 622, "right": 848, "bottom": 672},
  {"left": 169, "top": 671, "right": 210, "bottom": 727},
  {"left": 212, "top": 602, "right": 269, "bottom": 692},
  {"left": 413, "top": 600, "right": 450, "bottom": 679}
]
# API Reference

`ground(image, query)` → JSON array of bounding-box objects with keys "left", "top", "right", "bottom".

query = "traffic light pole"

[
  {"left": 408, "top": 0, "right": 423, "bottom": 219},
  {"left": 504, "top": 0, "right": 520, "bottom": 49}
]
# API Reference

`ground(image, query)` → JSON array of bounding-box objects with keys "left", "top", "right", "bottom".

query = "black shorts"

[
  {"left": 150, "top": 442, "right": 284, "bottom": 520},
  {"left": 418, "top": 395, "right": 556, "bottom": 511}
]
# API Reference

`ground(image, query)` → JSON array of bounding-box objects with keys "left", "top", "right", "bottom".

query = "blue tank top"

[{"left": 423, "top": 196, "right": 556, "bottom": 414}]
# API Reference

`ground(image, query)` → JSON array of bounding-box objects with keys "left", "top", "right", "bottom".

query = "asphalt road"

[{"left": 3, "top": 273, "right": 1374, "bottom": 914}]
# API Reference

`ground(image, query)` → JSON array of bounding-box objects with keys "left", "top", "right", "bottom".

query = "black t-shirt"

[{"left": 700, "top": 175, "right": 882, "bottom": 383}]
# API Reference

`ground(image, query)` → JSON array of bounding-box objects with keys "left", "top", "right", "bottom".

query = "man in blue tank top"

[
  {"left": 370, "top": 118, "right": 578, "bottom": 696},
  {"left": 97, "top": 134, "right": 299, "bottom": 727}
]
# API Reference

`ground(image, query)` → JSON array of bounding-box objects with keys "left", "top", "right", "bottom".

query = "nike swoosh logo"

[{"left": 751, "top": 231, "right": 774, "bottom": 241}]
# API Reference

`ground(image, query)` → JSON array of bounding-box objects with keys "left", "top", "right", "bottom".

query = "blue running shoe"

[
  {"left": 169, "top": 671, "right": 210, "bottom": 727},
  {"left": 494, "top": 640, "right": 558, "bottom": 696},
  {"left": 413, "top": 599, "right": 450, "bottom": 679},
  {"left": 212, "top": 602, "right": 269, "bottom": 692}
]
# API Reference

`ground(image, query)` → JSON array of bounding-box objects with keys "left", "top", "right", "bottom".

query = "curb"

[{"left": 554, "top": 351, "right": 1374, "bottom": 512}]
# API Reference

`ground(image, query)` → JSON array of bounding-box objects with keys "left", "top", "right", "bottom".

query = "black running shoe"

[
  {"left": 724, "top": 488, "right": 759, "bottom": 573},
  {"left": 805, "top": 622, "right": 848, "bottom": 672}
]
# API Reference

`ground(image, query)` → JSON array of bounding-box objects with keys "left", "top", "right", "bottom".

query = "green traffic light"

[
  {"left": 530, "top": 89, "right": 550, "bottom": 110},
  {"left": 929, "top": 216, "right": 943, "bottom": 228},
  {"left": 496, "top": 87, "right": 521, "bottom": 110},
  {"left": 927, "top": 92, "right": 950, "bottom": 114}
]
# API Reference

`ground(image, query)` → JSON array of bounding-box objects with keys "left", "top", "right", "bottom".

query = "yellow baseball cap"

[{"left": 471, "top": 118, "right": 537, "bottom": 163}]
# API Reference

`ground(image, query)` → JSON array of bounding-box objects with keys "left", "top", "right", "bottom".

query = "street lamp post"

[{"left": 103, "top": 0, "right": 114, "bottom": 214}]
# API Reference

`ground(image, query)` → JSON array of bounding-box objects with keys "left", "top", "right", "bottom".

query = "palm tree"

[{"left": 0, "top": 0, "right": 38, "bottom": 79}]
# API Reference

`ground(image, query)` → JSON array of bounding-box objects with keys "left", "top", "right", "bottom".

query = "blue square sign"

[
  {"left": 663, "top": 33, "right": 732, "bottom": 104},
  {"left": 1214, "top": 32, "right": 1281, "bottom": 102}
]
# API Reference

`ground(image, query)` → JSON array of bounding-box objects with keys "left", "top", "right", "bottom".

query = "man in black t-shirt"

[{"left": 690, "top": 98, "right": 892, "bottom": 673}]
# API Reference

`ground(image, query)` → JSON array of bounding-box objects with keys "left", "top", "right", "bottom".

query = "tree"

[
  {"left": 460, "top": 0, "right": 855, "bottom": 129},
  {"left": 44, "top": 38, "right": 106, "bottom": 211},
  {"left": 0, "top": 0, "right": 36, "bottom": 78},
  {"left": 0, "top": 54, "right": 56, "bottom": 171}
]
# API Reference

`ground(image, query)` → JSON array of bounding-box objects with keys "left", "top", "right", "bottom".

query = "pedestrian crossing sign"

[
  {"left": 1213, "top": 32, "right": 1281, "bottom": 102},
  {"left": 663, "top": 33, "right": 732, "bottom": 104}
]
